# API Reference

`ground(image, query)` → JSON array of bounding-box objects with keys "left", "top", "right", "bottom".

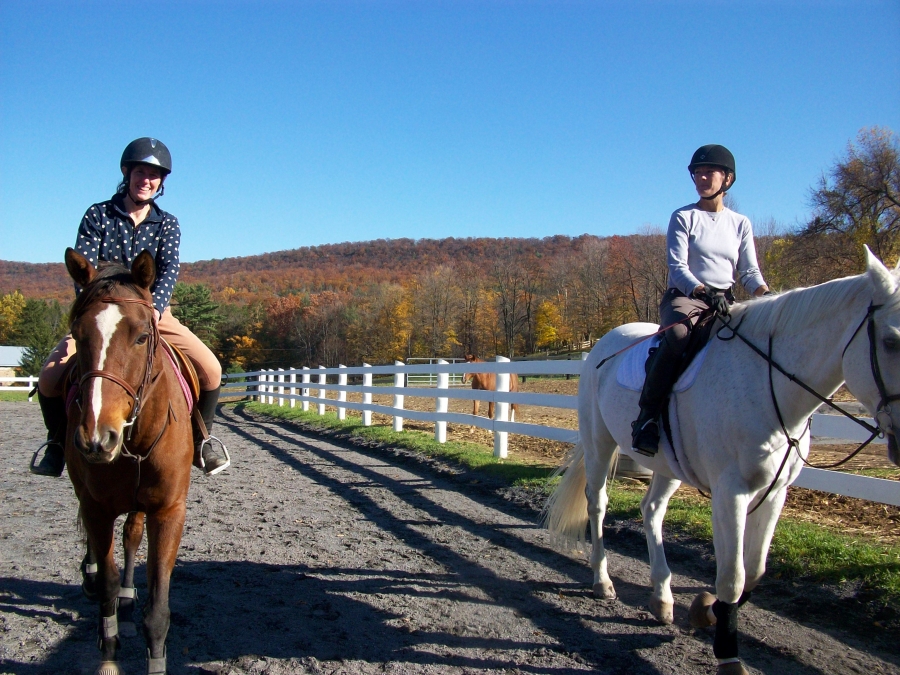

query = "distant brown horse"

[
  {"left": 462, "top": 354, "right": 519, "bottom": 420},
  {"left": 64, "top": 248, "right": 194, "bottom": 675}
]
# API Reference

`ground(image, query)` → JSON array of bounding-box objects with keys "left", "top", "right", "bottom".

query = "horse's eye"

[{"left": 136, "top": 334, "right": 150, "bottom": 346}]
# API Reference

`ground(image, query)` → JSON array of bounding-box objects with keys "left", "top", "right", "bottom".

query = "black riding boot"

[
  {"left": 631, "top": 339, "right": 682, "bottom": 457},
  {"left": 30, "top": 392, "right": 67, "bottom": 476},
  {"left": 194, "top": 386, "right": 230, "bottom": 475}
]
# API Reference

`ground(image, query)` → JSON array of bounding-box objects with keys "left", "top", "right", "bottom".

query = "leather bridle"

[
  {"left": 718, "top": 300, "right": 900, "bottom": 513},
  {"left": 843, "top": 302, "right": 900, "bottom": 438},
  {"left": 75, "top": 296, "right": 159, "bottom": 442}
]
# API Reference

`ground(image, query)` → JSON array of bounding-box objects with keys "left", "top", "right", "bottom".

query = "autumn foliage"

[{"left": 2, "top": 128, "right": 895, "bottom": 373}]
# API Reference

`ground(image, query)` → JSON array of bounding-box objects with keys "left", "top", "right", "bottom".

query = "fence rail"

[
  {"left": 225, "top": 358, "right": 899, "bottom": 507},
  {"left": 0, "top": 376, "right": 37, "bottom": 400}
]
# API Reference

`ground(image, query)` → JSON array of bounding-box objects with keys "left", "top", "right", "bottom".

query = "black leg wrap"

[
  {"left": 737, "top": 590, "right": 752, "bottom": 607},
  {"left": 712, "top": 600, "right": 740, "bottom": 660}
]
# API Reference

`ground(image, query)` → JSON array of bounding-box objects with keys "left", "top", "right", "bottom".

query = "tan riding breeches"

[{"left": 38, "top": 308, "right": 223, "bottom": 397}]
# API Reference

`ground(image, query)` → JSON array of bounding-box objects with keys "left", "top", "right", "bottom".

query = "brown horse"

[
  {"left": 64, "top": 248, "right": 193, "bottom": 675},
  {"left": 462, "top": 354, "right": 519, "bottom": 420}
]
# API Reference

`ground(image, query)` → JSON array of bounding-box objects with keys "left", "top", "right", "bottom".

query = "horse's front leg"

[
  {"left": 640, "top": 474, "right": 680, "bottom": 624},
  {"left": 119, "top": 511, "right": 145, "bottom": 638},
  {"left": 143, "top": 504, "right": 186, "bottom": 675},
  {"left": 81, "top": 506, "right": 122, "bottom": 674},
  {"left": 698, "top": 486, "right": 752, "bottom": 675},
  {"left": 743, "top": 484, "right": 788, "bottom": 594}
]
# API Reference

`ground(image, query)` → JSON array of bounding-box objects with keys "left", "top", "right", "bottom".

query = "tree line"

[{"left": 2, "top": 127, "right": 896, "bottom": 375}]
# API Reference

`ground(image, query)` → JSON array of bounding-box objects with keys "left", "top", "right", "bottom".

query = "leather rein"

[{"left": 718, "top": 301, "right": 900, "bottom": 513}]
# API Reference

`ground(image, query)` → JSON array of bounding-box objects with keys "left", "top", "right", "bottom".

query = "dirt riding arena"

[{"left": 1, "top": 400, "right": 898, "bottom": 675}]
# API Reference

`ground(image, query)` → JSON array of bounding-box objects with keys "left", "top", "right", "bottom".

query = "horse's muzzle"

[{"left": 73, "top": 425, "right": 122, "bottom": 463}]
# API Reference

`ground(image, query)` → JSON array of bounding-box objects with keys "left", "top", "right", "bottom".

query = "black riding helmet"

[
  {"left": 688, "top": 144, "right": 735, "bottom": 187},
  {"left": 120, "top": 137, "right": 172, "bottom": 175}
]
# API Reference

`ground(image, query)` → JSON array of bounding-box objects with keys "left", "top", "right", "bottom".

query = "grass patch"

[
  {"left": 243, "top": 401, "right": 900, "bottom": 602},
  {"left": 0, "top": 391, "right": 31, "bottom": 402},
  {"left": 846, "top": 467, "right": 900, "bottom": 480}
]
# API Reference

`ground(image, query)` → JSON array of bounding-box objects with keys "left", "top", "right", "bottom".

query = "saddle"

[{"left": 161, "top": 340, "right": 200, "bottom": 409}]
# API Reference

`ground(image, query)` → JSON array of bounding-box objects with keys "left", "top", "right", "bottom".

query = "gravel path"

[{"left": 1, "top": 401, "right": 897, "bottom": 675}]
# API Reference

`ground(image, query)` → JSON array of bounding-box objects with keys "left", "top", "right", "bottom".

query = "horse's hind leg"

[
  {"left": 641, "top": 474, "right": 681, "bottom": 624},
  {"left": 143, "top": 505, "right": 187, "bottom": 675},
  {"left": 119, "top": 511, "right": 145, "bottom": 638},
  {"left": 81, "top": 546, "right": 99, "bottom": 601},
  {"left": 581, "top": 417, "right": 619, "bottom": 600}
]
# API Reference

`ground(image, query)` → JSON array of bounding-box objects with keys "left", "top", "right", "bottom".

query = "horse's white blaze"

[{"left": 90, "top": 304, "right": 124, "bottom": 437}]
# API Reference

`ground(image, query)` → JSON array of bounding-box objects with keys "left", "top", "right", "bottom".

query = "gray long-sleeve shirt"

[{"left": 666, "top": 203, "right": 766, "bottom": 296}]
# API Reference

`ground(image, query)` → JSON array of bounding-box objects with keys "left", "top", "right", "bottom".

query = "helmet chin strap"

[{"left": 695, "top": 172, "right": 733, "bottom": 204}]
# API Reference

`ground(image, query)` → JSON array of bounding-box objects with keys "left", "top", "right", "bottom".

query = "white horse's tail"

[{"left": 542, "top": 441, "right": 589, "bottom": 549}]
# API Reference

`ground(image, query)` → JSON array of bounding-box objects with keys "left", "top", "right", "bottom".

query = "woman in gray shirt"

[{"left": 632, "top": 144, "right": 770, "bottom": 456}]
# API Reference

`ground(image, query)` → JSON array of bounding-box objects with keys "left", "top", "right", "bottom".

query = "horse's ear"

[
  {"left": 131, "top": 250, "right": 157, "bottom": 291},
  {"left": 865, "top": 245, "right": 898, "bottom": 304},
  {"left": 65, "top": 248, "right": 96, "bottom": 287}
]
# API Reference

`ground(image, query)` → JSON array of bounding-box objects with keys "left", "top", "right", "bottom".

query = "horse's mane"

[
  {"left": 729, "top": 272, "right": 876, "bottom": 337},
  {"left": 69, "top": 261, "right": 147, "bottom": 328}
]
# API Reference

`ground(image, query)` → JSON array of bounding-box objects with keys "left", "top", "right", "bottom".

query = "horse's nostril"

[{"left": 103, "top": 429, "right": 120, "bottom": 452}]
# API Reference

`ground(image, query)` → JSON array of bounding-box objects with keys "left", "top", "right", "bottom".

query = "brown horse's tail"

[{"left": 75, "top": 504, "right": 88, "bottom": 544}]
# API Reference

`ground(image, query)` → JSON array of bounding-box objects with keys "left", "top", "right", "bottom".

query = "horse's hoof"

[
  {"left": 717, "top": 661, "right": 749, "bottom": 675},
  {"left": 95, "top": 661, "right": 123, "bottom": 675},
  {"left": 650, "top": 598, "right": 674, "bottom": 624},
  {"left": 592, "top": 581, "right": 616, "bottom": 600},
  {"left": 689, "top": 591, "right": 717, "bottom": 628},
  {"left": 119, "top": 621, "right": 137, "bottom": 638}
]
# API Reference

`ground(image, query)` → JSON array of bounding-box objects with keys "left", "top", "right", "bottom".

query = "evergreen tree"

[
  {"left": 13, "top": 299, "right": 67, "bottom": 375},
  {"left": 171, "top": 282, "right": 221, "bottom": 347}
]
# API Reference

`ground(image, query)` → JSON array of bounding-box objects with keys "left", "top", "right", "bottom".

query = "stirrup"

[
  {"left": 197, "top": 435, "right": 230, "bottom": 475},
  {"left": 631, "top": 419, "right": 660, "bottom": 457},
  {"left": 29, "top": 440, "right": 65, "bottom": 476}
]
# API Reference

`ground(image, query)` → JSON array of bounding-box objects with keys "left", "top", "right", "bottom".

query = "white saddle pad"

[{"left": 616, "top": 335, "right": 711, "bottom": 393}]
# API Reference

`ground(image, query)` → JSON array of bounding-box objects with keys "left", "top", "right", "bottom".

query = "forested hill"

[{"left": 0, "top": 235, "right": 596, "bottom": 303}]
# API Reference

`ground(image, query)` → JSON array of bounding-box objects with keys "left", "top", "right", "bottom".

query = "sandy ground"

[{"left": 1, "top": 401, "right": 898, "bottom": 675}]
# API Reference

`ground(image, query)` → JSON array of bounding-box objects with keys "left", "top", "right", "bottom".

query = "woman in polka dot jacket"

[{"left": 31, "top": 138, "right": 230, "bottom": 478}]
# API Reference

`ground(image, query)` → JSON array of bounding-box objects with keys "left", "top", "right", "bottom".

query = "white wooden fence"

[
  {"left": 223, "top": 357, "right": 900, "bottom": 507},
  {"left": 0, "top": 376, "right": 38, "bottom": 400}
]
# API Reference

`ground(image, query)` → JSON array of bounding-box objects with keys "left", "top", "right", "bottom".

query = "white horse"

[{"left": 544, "top": 247, "right": 900, "bottom": 675}]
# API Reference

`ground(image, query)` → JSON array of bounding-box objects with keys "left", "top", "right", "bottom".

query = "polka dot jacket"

[{"left": 74, "top": 193, "right": 181, "bottom": 313}]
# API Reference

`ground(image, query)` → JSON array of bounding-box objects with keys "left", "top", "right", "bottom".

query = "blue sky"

[{"left": 1, "top": 1, "right": 898, "bottom": 263}]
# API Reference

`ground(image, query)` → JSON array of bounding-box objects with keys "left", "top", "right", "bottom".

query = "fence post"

[
  {"left": 317, "top": 368, "right": 327, "bottom": 416},
  {"left": 256, "top": 373, "right": 263, "bottom": 402},
  {"left": 278, "top": 368, "right": 285, "bottom": 407},
  {"left": 289, "top": 372, "right": 296, "bottom": 409},
  {"left": 362, "top": 363, "right": 372, "bottom": 426},
  {"left": 494, "top": 356, "right": 510, "bottom": 459},
  {"left": 393, "top": 360, "right": 404, "bottom": 432},
  {"left": 337, "top": 365, "right": 347, "bottom": 420},
  {"left": 301, "top": 366, "right": 310, "bottom": 412},
  {"left": 263, "top": 370, "right": 271, "bottom": 404},
  {"left": 435, "top": 359, "right": 449, "bottom": 443}
]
